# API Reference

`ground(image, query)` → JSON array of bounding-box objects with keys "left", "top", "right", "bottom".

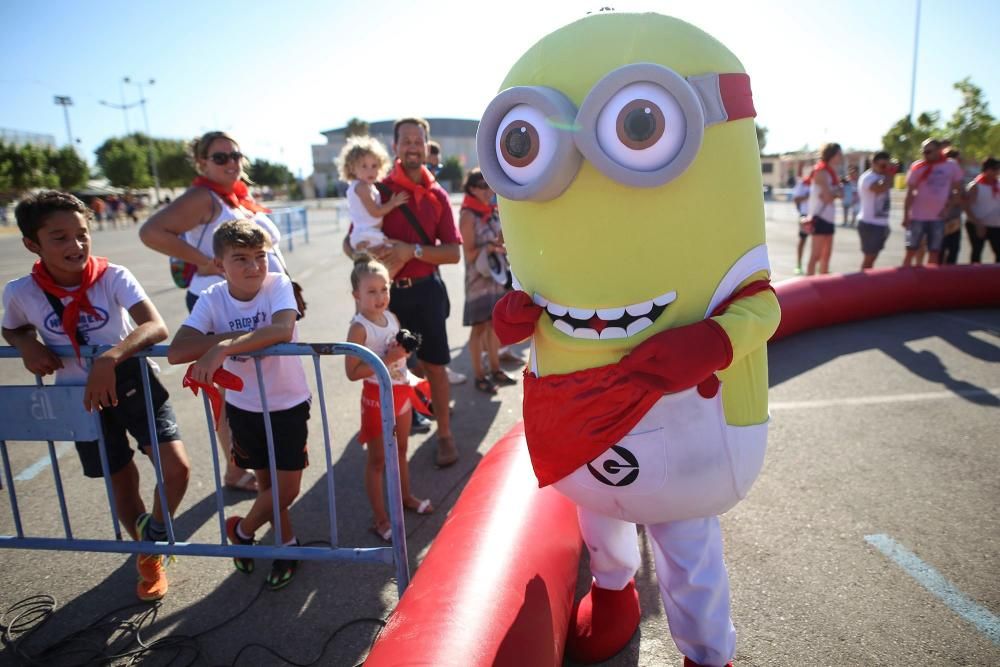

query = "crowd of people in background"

[{"left": 793, "top": 138, "right": 1000, "bottom": 273}]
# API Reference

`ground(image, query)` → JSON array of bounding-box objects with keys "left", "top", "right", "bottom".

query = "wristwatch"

[{"left": 414, "top": 243, "right": 424, "bottom": 259}]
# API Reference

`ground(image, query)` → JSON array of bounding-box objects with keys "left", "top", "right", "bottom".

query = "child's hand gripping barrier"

[{"left": 182, "top": 365, "right": 244, "bottom": 428}]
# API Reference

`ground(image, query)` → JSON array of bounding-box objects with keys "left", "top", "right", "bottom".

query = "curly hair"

[
  {"left": 337, "top": 136, "right": 392, "bottom": 181},
  {"left": 14, "top": 190, "right": 90, "bottom": 243}
]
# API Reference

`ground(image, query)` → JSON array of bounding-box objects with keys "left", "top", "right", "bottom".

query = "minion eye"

[
  {"left": 495, "top": 105, "right": 558, "bottom": 185},
  {"left": 596, "top": 83, "right": 686, "bottom": 171}
]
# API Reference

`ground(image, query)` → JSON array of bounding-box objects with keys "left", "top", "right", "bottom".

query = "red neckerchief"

[
  {"left": 910, "top": 154, "right": 943, "bottom": 187},
  {"left": 804, "top": 160, "right": 840, "bottom": 187},
  {"left": 182, "top": 365, "right": 244, "bottom": 428},
  {"left": 31, "top": 256, "right": 110, "bottom": 359},
  {"left": 192, "top": 176, "right": 271, "bottom": 214},
  {"left": 520, "top": 279, "right": 773, "bottom": 487},
  {"left": 384, "top": 160, "right": 442, "bottom": 218},
  {"left": 975, "top": 173, "right": 999, "bottom": 197},
  {"left": 461, "top": 194, "right": 495, "bottom": 220}
]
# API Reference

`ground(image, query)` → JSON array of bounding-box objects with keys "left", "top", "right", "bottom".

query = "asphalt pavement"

[{"left": 0, "top": 197, "right": 997, "bottom": 666}]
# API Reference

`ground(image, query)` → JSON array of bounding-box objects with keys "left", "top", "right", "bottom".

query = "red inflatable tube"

[
  {"left": 772, "top": 264, "right": 1000, "bottom": 342},
  {"left": 365, "top": 423, "right": 583, "bottom": 667}
]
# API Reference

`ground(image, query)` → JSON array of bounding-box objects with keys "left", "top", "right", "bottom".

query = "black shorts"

[
  {"left": 390, "top": 274, "right": 451, "bottom": 366},
  {"left": 75, "top": 358, "right": 181, "bottom": 478},
  {"left": 227, "top": 400, "right": 310, "bottom": 471},
  {"left": 811, "top": 216, "right": 835, "bottom": 235}
]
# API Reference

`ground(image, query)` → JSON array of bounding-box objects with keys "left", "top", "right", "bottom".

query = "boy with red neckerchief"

[{"left": 2, "top": 191, "right": 190, "bottom": 602}]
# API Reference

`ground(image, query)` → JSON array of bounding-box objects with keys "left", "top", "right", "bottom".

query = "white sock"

[
  {"left": 236, "top": 521, "right": 253, "bottom": 541},
  {"left": 283, "top": 536, "right": 298, "bottom": 547}
]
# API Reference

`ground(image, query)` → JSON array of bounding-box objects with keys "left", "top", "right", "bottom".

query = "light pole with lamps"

[
  {"left": 125, "top": 77, "right": 161, "bottom": 204},
  {"left": 53, "top": 95, "right": 75, "bottom": 148}
]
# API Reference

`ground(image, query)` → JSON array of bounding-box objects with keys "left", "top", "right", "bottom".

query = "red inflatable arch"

[{"left": 367, "top": 264, "right": 1000, "bottom": 666}]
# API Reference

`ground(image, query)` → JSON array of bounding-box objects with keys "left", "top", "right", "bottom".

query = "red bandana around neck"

[
  {"left": 192, "top": 176, "right": 271, "bottom": 214},
  {"left": 461, "top": 194, "right": 495, "bottom": 220},
  {"left": 975, "top": 173, "right": 999, "bottom": 197},
  {"left": 385, "top": 160, "right": 442, "bottom": 218},
  {"left": 31, "top": 256, "right": 110, "bottom": 359},
  {"left": 804, "top": 160, "right": 840, "bottom": 187},
  {"left": 910, "top": 155, "right": 943, "bottom": 186}
]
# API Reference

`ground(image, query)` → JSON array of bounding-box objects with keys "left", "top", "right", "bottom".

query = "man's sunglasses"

[{"left": 208, "top": 151, "right": 244, "bottom": 166}]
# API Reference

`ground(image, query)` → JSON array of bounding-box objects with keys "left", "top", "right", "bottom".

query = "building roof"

[{"left": 321, "top": 117, "right": 479, "bottom": 140}]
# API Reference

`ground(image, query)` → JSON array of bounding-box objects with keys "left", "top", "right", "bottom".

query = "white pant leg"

[
  {"left": 647, "top": 516, "right": 736, "bottom": 667},
  {"left": 578, "top": 505, "right": 641, "bottom": 591}
]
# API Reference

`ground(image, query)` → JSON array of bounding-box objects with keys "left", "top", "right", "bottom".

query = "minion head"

[{"left": 477, "top": 12, "right": 765, "bottom": 373}]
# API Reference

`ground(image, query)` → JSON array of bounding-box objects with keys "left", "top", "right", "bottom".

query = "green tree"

[
  {"left": 154, "top": 138, "right": 195, "bottom": 187},
  {"left": 345, "top": 117, "right": 369, "bottom": 138},
  {"left": 95, "top": 135, "right": 152, "bottom": 188},
  {"left": 248, "top": 159, "right": 293, "bottom": 187},
  {"left": 48, "top": 146, "right": 89, "bottom": 190},
  {"left": 438, "top": 156, "right": 464, "bottom": 191},
  {"left": 755, "top": 123, "right": 768, "bottom": 154},
  {"left": 0, "top": 142, "right": 59, "bottom": 200},
  {"left": 944, "top": 77, "right": 996, "bottom": 160},
  {"left": 882, "top": 111, "right": 940, "bottom": 165}
]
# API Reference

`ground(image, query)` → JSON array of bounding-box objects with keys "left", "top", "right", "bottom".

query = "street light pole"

[
  {"left": 908, "top": 0, "right": 922, "bottom": 123},
  {"left": 125, "top": 77, "right": 162, "bottom": 204},
  {"left": 53, "top": 96, "right": 74, "bottom": 147}
]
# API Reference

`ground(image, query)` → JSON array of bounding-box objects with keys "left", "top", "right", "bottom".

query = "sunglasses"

[{"left": 208, "top": 151, "right": 244, "bottom": 166}]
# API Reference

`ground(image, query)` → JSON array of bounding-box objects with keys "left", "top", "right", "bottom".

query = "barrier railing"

[
  {"left": 0, "top": 342, "right": 410, "bottom": 596},
  {"left": 268, "top": 207, "right": 309, "bottom": 252}
]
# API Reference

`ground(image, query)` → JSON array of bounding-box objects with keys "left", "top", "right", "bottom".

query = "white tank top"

[
  {"left": 347, "top": 181, "right": 387, "bottom": 248},
  {"left": 351, "top": 311, "right": 407, "bottom": 384},
  {"left": 968, "top": 180, "right": 1000, "bottom": 228},
  {"left": 185, "top": 191, "right": 286, "bottom": 296},
  {"left": 807, "top": 172, "right": 836, "bottom": 222}
]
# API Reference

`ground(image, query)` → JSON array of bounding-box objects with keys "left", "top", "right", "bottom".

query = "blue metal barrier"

[
  {"left": 269, "top": 207, "right": 309, "bottom": 252},
  {"left": 0, "top": 342, "right": 410, "bottom": 596}
]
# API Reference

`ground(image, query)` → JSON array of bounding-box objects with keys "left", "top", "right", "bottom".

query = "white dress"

[{"left": 347, "top": 180, "right": 388, "bottom": 249}]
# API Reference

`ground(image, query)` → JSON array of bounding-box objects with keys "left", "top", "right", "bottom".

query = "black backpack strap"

[
  {"left": 375, "top": 183, "right": 432, "bottom": 245},
  {"left": 41, "top": 291, "right": 87, "bottom": 348}
]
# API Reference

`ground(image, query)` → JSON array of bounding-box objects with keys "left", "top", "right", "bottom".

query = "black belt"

[{"left": 392, "top": 274, "right": 434, "bottom": 289}]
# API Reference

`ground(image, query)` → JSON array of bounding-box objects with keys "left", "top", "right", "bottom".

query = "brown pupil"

[
  {"left": 505, "top": 128, "right": 531, "bottom": 158},
  {"left": 624, "top": 108, "right": 655, "bottom": 142}
]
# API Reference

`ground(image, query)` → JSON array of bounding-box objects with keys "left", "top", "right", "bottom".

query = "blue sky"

[{"left": 2, "top": 0, "right": 997, "bottom": 177}]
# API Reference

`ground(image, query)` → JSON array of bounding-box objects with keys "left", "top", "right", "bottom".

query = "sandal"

[
  {"left": 371, "top": 521, "right": 392, "bottom": 543},
  {"left": 224, "top": 470, "right": 258, "bottom": 493},
  {"left": 490, "top": 370, "right": 518, "bottom": 387},
  {"left": 474, "top": 376, "right": 498, "bottom": 394},
  {"left": 266, "top": 557, "right": 299, "bottom": 590},
  {"left": 225, "top": 516, "right": 255, "bottom": 574},
  {"left": 404, "top": 497, "right": 434, "bottom": 515}
]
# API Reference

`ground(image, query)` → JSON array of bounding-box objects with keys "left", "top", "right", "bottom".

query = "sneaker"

[
  {"left": 267, "top": 556, "right": 299, "bottom": 590},
  {"left": 794, "top": 266, "right": 804, "bottom": 275},
  {"left": 225, "top": 515, "right": 255, "bottom": 574},
  {"left": 410, "top": 411, "right": 432, "bottom": 434},
  {"left": 136, "top": 553, "right": 168, "bottom": 601},
  {"left": 445, "top": 367, "right": 467, "bottom": 385}
]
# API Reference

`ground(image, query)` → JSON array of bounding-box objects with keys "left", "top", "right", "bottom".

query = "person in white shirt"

[
  {"left": 338, "top": 136, "right": 409, "bottom": 259},
  {"left": 791, "top": 177, "right": 810, "bottom": 274},
  {"left": 168, "top": 219, "right": 309, "bottom": 590},
  {"left": 856, "top": 151, "right": 895, "bottom": 269}
]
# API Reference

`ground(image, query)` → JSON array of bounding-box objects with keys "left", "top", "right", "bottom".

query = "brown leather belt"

[{"left": 392, "top": 274, "right": 434, "bottom": 289}]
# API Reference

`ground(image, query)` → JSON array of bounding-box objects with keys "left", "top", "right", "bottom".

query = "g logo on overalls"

[{"left": 587, "top": 445, "right": 640, "bottom": 487}]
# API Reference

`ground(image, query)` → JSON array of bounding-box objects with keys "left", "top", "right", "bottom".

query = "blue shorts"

[{"left": 906, "top": 219, "right": 945, "bottom": 252}]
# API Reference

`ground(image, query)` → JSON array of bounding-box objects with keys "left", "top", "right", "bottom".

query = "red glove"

[
  {"left": 619, "top": 319, "right": 733, "bottom": 394},
  {"left": 182, "top": 366, "right": 244, "bottom": 428},
  {"left": 492, "top": 290, "right": 544, "bottom": 346}
]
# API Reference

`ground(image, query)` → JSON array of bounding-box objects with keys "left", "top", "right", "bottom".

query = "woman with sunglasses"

[{"left": 140, "top": 130, "right": 290, "bottom": 493}]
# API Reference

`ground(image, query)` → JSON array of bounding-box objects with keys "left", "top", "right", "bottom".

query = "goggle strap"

[{"left": 688, "top": 72, "right": 756, "bottom": 127}]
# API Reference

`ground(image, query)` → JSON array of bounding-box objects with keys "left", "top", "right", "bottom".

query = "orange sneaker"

[{"left": 136, "top": 553, "right": 168, "bottom": 601}]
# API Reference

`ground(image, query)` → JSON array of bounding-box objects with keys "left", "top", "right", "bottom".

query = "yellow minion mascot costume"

[{"left": 479, "top": 12, "right": 781, "bottom": 667}]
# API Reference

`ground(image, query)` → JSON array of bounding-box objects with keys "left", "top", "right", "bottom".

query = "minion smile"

[{"left": 533, "top": 290, "right": 677, "bottom": 340}]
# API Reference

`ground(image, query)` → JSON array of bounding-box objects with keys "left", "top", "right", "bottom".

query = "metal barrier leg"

[
  {"left": 1, "top": 441, "right": 25, "bottom": 538},
  {"left": 86, "top": 356, "right": 123, "bottom": 542},
  {"left": 378, "top": 375, "right": 410, "bottom": 596},
  {"left": 255, "top": 359, "right": 283, "bottom": 546},
  {"left": 202, "top": 393, "right": 228, "bottom": 545},
  {"left": 312, "top": 356, "right": 338, "bottom": 548},
  {"left": 36, "top": 375, "right": 73, "bottom": 538},
  {"left": 139, "top": 361, "right": 176, "bottom": 544}
]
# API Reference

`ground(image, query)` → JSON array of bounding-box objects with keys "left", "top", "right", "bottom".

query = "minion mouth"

[{"left": 532, "top": 290, "right": 677, "bottom": 340}]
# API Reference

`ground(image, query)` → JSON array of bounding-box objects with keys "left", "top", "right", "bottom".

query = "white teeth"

[
  {"left": 596, "top": 307, "right": 625, "bottom": 320},
  {"left": 547, "top": 302, "right": 568, "bottom": 317},
  {"left": 553, "top": 320, "right": 574, "bottom": 336},
  {"left": 573, "top": 328, "right": 599, "bottom": 339},
  {"left": 652, "top": 291, "right": 677, "bottom": 307},
  {"left": 626, "top": 317, "right": 654, "bottom": 337},
  {"left": 567, "top": 307, "right": 595, "bottom": 320},
  {"left": 625, "top": 301, "right": 653, "bottom": 316},
  {"left": 600, "top": 327, "right": 627, "bottom": 340},
  {"left": 532, "top": 293, "right": 548, "bottom": 307}
]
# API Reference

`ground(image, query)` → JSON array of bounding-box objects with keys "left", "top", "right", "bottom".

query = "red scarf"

[
  {"left": 804, "top": 160, "right": 840, "bottom": 187},
  {"left": 31, "top": 256, "right": 109, "bottom": 359},
  {"left": 461, "top": 194, "right": 495, "bottom": 220},
  {"left": 910, "top": 155, "right": 943, "bottom": 187},
  {"left": 975, "top": 173, "right": 999, "bottom": 198},
  {"left": 182, "top": 365, "right": 244, "bottom": 428},
  {"left": 384, "top": 160, "right": 442, "bottom": 218},
  {"left": 192, "top": 176, "right": 270, "bottom": 214}
]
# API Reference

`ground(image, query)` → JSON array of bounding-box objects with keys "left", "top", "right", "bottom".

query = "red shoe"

[
  {"left": 566, "top": 580, "right": 640, "bottom": 663},
  {"left": 683, "top": 658, "right": 733, "bottom": 667}
]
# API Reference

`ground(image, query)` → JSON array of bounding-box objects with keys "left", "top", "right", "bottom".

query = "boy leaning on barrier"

[
  {"left": 2, "top": 191, "right": 191, "bottom": 602},
  {"left": 167, "top": 219, "right": 310, "bottom": 590}
]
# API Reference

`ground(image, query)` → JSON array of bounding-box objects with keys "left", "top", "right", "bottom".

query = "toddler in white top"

[{"left": 338, "top": 136, "right": 408, "bottom": 254}]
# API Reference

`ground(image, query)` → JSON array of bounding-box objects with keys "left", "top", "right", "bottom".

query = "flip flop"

[
  {"left": 224, "top": 471, "right": 258, "bottom": 493},
  {"left": 404, "top": 498, "right": 434, "bottom": 515},
  {"left": 371, "top": 522, "right": 392, "bottom": 543}
]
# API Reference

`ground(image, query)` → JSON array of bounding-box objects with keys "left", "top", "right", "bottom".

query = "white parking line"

[
  {"left": 770, "top": 387, "right": 1000, "bottom": 411},
  {"left": 865, "top": 534, "right": 1000, "bottom": 645},
  {"left": 13, "top": 442, "right": 73, "bottom": 481}
]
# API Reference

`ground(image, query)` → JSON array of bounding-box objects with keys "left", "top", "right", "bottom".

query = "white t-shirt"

[
  {"left": 791, "top": 180, "right": 810, "bottom": 216},
  {"left": 182, "top": 272, "right": 309, "bottom": 412},
  {"left": 347, "top": 180, "right": 388, "bottom": 248},
  {"left": 351, "top": 311, "right": 407, "bottom": 385},
  {"left": 2, "top": 264, "right": 150, "bottom": 385},
  {"left": 858, "top": 169, "right": 891, "bottom": 225}
]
